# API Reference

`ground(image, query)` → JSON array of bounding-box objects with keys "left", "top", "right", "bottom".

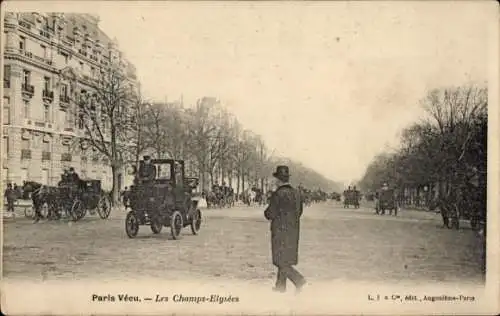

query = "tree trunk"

[
  {"left": 241, "top": 170, "right": 245, "bottom": 194},
  {"left": 236, "top": 171, "right": 240, "bottom": 198},
  {"left": 111, "top": 164, "right": 120, "bottom": 205}
]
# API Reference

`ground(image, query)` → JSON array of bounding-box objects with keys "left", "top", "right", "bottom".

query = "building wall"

[{"left": 3, "top": 12, "right": 138, "bottom": 192}]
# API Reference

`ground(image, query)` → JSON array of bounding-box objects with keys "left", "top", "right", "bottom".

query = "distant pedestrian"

[
  {"left": 4, "top": 183, "right": 17, "bottom": 216},
  {"left": 264, "top": 165, "right": 306, "bottom": 293},
  {"left": 121, "top": 187, "right": 129, "bottom": 206}
]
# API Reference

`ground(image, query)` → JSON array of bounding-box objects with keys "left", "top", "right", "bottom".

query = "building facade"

[{"left": 2, "top": 12, "right": 138, "bottom": 191}]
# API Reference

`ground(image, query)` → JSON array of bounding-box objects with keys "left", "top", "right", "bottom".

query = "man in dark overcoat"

[
  {"left": 4, "top": 183, "right": 17, "bottom": 215},
  {"left": 138, "top": 155, "right": 156, "bottom": 183},
  {"left": 264, "top": 165, "right": 306, "bottom": 293}
]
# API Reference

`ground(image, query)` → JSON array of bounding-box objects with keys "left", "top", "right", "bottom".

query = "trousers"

[{"left": 275, "top": 265, "right": 306, "bottom": 290}]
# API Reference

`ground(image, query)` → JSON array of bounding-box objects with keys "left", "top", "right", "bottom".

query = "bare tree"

[{"left": 71, "top": 64, "right": 138, "bottom": 202}]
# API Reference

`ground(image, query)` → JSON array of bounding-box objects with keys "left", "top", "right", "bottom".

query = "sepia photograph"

[{"left": 1, "top": 1, "right": 498, "bottom": 315}]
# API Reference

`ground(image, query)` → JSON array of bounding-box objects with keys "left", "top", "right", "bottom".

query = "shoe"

[
  {"left": 295, "top": 280, "right": 307, "bottom": 294},
  {"left": 272, "top": 287, "right": 286, "bottom": 293}
]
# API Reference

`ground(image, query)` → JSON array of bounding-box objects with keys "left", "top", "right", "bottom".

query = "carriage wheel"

[
  {"left": 150, "top": 217, "right": 163, "bottom": 234},
  {"left": 70, "top": 200, "right": 85, "bottom": 221},
  {"left": 38, "top": 202, "right": 50, "bottom": 219},
  {"left": 125, "top": 211, "right": 140, "bottom": 238},
  {"left": 190, "top": 209, "right": 202, "bottom": 235},
  {"left": 25, "top": 206, "right": 34, "bottom": 218},
  {"left": 170, "top": 211, "right": 183, "bottom": 240},
  {"left": 97, "top": 195, "right": 112, "bottom": 219}
]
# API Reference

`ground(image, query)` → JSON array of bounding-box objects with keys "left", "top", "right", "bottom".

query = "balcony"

[
  {"left": 59, "top": 95, "right": 70, "bottom": 109},
  {"left": 43, "top": 90, "right": 54, "bottom": 103},
  {"left": 21, "top": 149, "right": 32, "bottom": 159},
  {"left": 78, "top": 49, "right": 88, "bottom": 57},
  {"left": 63, "top": 127, "right": 75, "bottom": 133},
  {"left": 39, "top": 29, "right": 51, "bottom": 39},
  {"left": 42, "top": 151, "right": 51, "bottom": 161},
  {"left": 19, "top": 20, "right": 32, "bottom": 30},
  {"left": 21, "top": 84, "right": 35, "bottom": 98},
  {"left": 61, "top": 153, "right": 72, "bottom": 162},
  {"left": 23, "top": 50, "right": 33, "bottom": 58},
  {"left": 90, "top": 54, "right": 98, "bottom": 62}
]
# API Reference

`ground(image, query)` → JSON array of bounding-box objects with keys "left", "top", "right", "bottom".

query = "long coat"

[
  {"left": 139, "top": 163, "right": 157, "bottom": 182},
  {"left": 264, "top": 184, "right": 303, "bottom": 267}
]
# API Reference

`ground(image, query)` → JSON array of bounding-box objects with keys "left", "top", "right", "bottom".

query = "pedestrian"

[
  {"left": 264, "top": 165, "right": 306, "bottom": 293},
  {"left": 4, "top": 183, "right": 17, "bottom": 217},
  {"left": 122, "top": 187, "right": 129, "bottom": 206}
]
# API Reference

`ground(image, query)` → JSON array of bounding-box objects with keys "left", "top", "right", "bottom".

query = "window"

[
  {"left": 23, "top": 70, "right": 30, "bottom": 86},
  {"left": 43, "top": 140, "right": 51, "bottom": 152},
  {"left": 41, "top": 45, "right": 47, "bottom": 59},
  {"left": 3, "top": 65, "right": 10, "bottom": 88},
  {"left": 19, "top": 36, "right": 26, "bottom": 50},
  {"left": 44, "top": 77, "right": 51, "bottom": 91},
  {"left": 3, "top": 106, "right": 10, "bottom": 125},
  {"left": 157, "top": 164, "right": 171, "bottom": 180},
  {"left": 3, "top": 97, "right": 10, "bottom": 125},
  {"left": 3, "top": 137, "right": 9, "bottom": 155},
  {"left": 78, "top": 113, "right": 84, "bottom": 129},
  {"left": 65, "top": 110, "right": 73, "bottom": 126},
  {"left": 44, "top": 105, "right": 50, "bottom": 122},
  {"left": 22, "top": 138, "right": 30, "bottom": 150},
  {"left": 79, "top": 61, "right": 84, "bottom": 70},
  {"left": 90, "top": 66, "right": 95, "bottom": 77},
  {"left": 64, "top": 143, "right": 71, "bottom": 153},
  {"left": 61, "top": 83, "right": 68, "bottom": 97},
  {"left": 23, "top": 100, "right": 30, "bottom": 119}
]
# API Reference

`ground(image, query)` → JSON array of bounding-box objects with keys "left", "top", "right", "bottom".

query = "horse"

[{"left": 22, "top": 181, "right": 63, "bottom": 221}]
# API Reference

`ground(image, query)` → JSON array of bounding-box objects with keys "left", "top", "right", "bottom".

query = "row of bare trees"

[
  {"left": 358, "top": 83, "right": 487, "bottom": 209},
  {"left": 135, "top": 97, "right": 342, "bottom": 194},
  {"left": 72, "top": 64, "right": 341, "bottom": 202}
]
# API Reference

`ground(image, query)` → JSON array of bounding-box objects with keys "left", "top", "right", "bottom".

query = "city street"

[{"left": 2, "top": 201, "right": 485, "bottom": 285}]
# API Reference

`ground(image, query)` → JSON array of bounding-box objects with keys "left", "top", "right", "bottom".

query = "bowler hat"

[
  {"left": 143, "top": 155, "right": 151, "bottom": 160},
  {"left": 272, "top": 165, "right": 290, "bottom": 181}
]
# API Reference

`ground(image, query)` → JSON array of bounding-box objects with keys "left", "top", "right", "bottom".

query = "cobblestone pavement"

[{"left": 2, "top": 201, "right": 485, "bottom": 284}]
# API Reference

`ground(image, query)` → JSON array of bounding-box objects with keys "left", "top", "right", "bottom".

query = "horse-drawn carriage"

[
  {"left": 23, "top": 179, "right": 112, "bottom": 221},
  {"left": 124, "top": 159, "right": 202, "bottom": 239},
  {"left": 63, "top": 179, "right": 112, "bottom": 221},
  {"left": 375, "top": 188, "right": 398, "bottom": 216},
  {"left": 343, "top": 189, "right": 360, "bottom": 208}
]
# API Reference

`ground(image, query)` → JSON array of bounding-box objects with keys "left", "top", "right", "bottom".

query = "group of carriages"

[
  {"left": 299, "top": 188, "right": 328, "bottom": 206},
  {"left": 204, "top": 183, "right": 235, "bottom": 208},
  {"left": 22, "top": 169, "right": 112, "bottom": 222},
  {"left": 343, "top": 186, "right": 361, "bottom": 209}
]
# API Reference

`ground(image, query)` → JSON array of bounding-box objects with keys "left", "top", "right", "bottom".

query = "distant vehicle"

[
  {"left": 375, "top": 188, "right": 398, "bottom": 216},
  {"left": 343, "top": 189, "right": 360, "bottom": 208},
  {"left": 125, "top": 159, "right": 202, "bottom": 239}
]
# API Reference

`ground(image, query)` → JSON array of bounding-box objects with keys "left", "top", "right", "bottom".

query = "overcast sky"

[{"left": 7, "top": 1, "right": 493, "bottom": 184}]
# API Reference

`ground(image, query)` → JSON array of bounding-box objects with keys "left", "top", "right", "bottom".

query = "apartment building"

[{"left": 2, "top": 12, "right": 138, "bottom": 190}]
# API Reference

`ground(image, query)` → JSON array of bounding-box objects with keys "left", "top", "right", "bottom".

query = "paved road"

[{"left": 2, "top": 201, "right": 485, "bottom": 285}]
